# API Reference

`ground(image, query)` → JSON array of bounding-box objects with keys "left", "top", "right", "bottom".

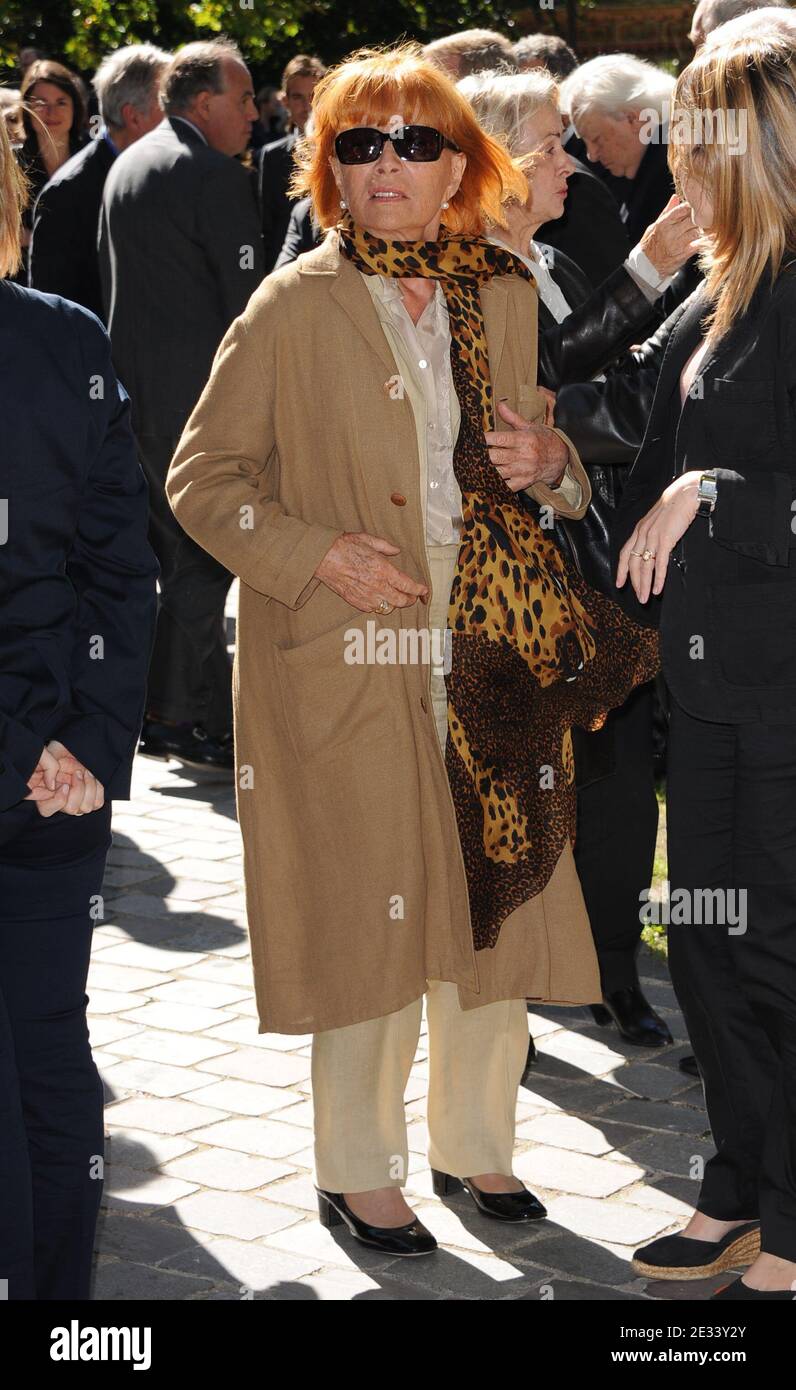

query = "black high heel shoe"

[
  {"left": 431, "top": 1169, "right": 547, "bottom": 1222},
  {"left": 316, "top": 1188, "right": 438, "bottom": 1256}
]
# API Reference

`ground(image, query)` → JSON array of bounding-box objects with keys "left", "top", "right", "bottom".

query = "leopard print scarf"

[{"left": 339, "top": 218, "right": 659, "bottom": 950}]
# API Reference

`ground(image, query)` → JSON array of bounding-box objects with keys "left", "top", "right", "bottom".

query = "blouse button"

[
  {"left": 390, "top": 492, "right": 407, "bottom": 506},
  {"left": 418, "top": 359, "right": 428, "bottom": 369}
]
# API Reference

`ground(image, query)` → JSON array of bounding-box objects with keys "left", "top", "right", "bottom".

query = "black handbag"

[{"left": 522, "top": 467, "right": 621, "bottom": 789}]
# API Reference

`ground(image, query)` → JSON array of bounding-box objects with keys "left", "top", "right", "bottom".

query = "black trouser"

[
  {"left": 667, "top": 698, "right": 796, "bottom": 1261},
  {"left": 0, "top": 799, "right": 112, "bottom": 1299},
  {"left": 575, "top": 681, "right": 659, "bottom": 993},
  {"left": 138, "top": 432, "right": 233, "bottom": 734}
]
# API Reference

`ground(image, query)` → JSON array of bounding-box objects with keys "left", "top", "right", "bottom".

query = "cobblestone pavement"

[{"left": 91, "top": 752, "right": 726, "bottom": 1303}]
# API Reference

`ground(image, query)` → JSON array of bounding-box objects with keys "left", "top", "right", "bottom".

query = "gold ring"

[
  {"left": 641, "top": 548, "right": 656, "bottom": 562},
  {"left": 376, "top": 598, "right": 392, "bottom": 614},
  {"left": 630, "top": 550, "right": 645, "bottom": 558}
]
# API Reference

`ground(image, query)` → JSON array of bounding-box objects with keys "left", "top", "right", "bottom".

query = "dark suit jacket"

[
  {"left": 0, "top": 281, "right": 159, "bottom": 812},
  {"left": 274, "top": 194, "right": 322, "bottom": 269},
  {"left": 619, "top": 138, "right": 676, "bottom": 247},
  {"left": 537, "top": 156, "right": 630, "bottom": 291},
  {"left": 258, "top": 131, "right": 299, "bottom": 274},
  {"left": 29, "top": 135, "right": 115, "bottom": 320},
  {"left": 99, "top": 116, "right": 264, "bottom": 439},
  {"left": 613, "top": 268, "right": 796, "bottom": 723}
]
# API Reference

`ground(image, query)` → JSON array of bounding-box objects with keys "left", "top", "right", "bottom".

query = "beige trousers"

[{"left": 312, "top": 544, "right": 530, "bottom": 1193}]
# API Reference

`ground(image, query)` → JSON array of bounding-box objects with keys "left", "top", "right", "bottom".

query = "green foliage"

[{"left": 0, "top": 0, "right": 526, "bottom": 82}]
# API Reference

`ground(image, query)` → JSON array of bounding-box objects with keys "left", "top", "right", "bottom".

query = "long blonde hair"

[
  {"left": 0, "top": 113, "right": 27, "bottom": 279},
  {"left": 669, "top": 30, "right": 796, "bottom": 344}
]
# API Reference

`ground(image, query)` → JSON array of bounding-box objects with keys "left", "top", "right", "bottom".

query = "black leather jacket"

[{"left": 536, "top": 242, "right": 659, "bottom": 388}]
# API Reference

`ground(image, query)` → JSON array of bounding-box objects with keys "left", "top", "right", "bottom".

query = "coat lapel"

[
  {"left": 298, "top": 233, "right": 401, "bottom": 374},
  {"left": 298, "top": 233, "right": 514, "bottom": 392},
  {"left": 653, "top": 287, "right": 709, "bottom": 409},
  {"left": 481, "top": 276, "right": 510, "bottom": 411}
]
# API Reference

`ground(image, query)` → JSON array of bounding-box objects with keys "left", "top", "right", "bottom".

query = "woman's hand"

[
  {"left": 485, "top": 400, "right": 569, "bottom": 490},
  {"left": 617, "top": 471, "right": 702, "bottom": 602},
  {"left": 25, "top": 741, "right": 105, "bottom": 817},
  {"left": 637, "top": 196, "right": 702, "bottom": 279},
  {"left": 315, "top": 532, "right": 430, "bottom": 614}
]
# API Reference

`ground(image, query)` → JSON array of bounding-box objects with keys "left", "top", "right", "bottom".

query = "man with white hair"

[
  {"left": 29, "top": 43, "right": 168, "bottom": 318},
  {"left": 561, "top": 54, "right": 677, "bottom": 243},
  {"left": 690, "top": 0, "right": 792, "bottom": 50}
]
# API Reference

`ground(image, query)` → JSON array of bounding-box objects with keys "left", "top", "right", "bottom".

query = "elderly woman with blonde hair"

[
  {"left": 167, "top": 43, "right": 657, "bottom": 1257},
  {"left": 458, "top": 66, "right": 698, "bottom": 1051}
]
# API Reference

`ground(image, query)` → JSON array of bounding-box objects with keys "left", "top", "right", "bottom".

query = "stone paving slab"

[{"left": 84, "top": 754, "right": 718, "bottom": 1302}]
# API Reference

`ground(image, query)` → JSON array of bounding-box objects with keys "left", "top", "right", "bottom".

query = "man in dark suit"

[
  {"left": 272, "top": 193, "right": 322, "bottom": 268},
  {"left": 99, "top": 38, "right": 264, "bottom": 770},
  {"left": 561, "top": 55, "right": 677, "bottom": 245},
  {"left": 258, "top": 53, "right": 324, "bottom": 272},
  {"left": 537, "top": 153, "right": 630, "bottom": 289},
  {"left": 0, "top": 270, "right": 158, "bottom": 1300},
  {"left": 28, "top": 44, "right": 167, "bottom": 319}
]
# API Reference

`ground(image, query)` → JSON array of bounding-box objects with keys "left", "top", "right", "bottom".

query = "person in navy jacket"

[{"left": 0, "top": 117, "right": 158, "bottom": 1299}]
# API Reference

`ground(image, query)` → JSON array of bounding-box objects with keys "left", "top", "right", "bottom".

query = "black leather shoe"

[
  {"left": 679, "top": 1054, "right": 700, "bottom": 1078},
  {"left": 712, "top": 1275, "right": 794, "bottom": 1300},
  {"left": 316, "top": 1188, "right": 437, "bottom": 1256},
  {"left": 431, "top": 1169, "right": 547, "bottom": 1222},
  {"left": 632, "top": 1222, "right": 761, "bottom": 1279},
  {"left": 589, "top": 985, "right": 673, "bottom": 1047},
  {"left": 139, "top": 719, "right": 234, "bottom": 772}
]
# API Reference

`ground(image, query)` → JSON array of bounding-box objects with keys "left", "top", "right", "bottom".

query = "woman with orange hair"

[{"left": 167, "top": 44, "right": 658, "bottom": 1256}]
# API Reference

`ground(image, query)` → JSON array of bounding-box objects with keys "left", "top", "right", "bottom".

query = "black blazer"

[
  {"left": 613, "top": 267, "right": 796, "bottom": 723},
  {"left": 0, "top": 282, "right": 159, "bottom": 812},
  {"left": 29, "top": 134, "right": 115, "bottom": 320},
  {"left": 99, "top": 117, "right": 264, "bottom": 439},
  {"left": 537, "top": 155, "right": 630, "bottom": 290},
  {"left": 258, "top": 131, "right": 299, "bottom": 273},
  {"left": 620, "top": 138, "right": 676, "bottom": 247},
  {"left": 273, "top": 194, "right": 322, "bottom": 269}
]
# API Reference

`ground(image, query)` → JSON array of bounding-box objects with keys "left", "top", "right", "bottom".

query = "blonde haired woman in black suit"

[{"left": 616, "top": 29, "right": 796, "bottom": 1300}]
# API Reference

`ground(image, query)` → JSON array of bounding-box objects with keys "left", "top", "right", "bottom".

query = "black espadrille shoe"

[
  {"left": 712, "top": 1275, "right": 794, "bottom": 1300},
  {"left": 632, "top": 1222, "right": 761, "bottom": 1280}
]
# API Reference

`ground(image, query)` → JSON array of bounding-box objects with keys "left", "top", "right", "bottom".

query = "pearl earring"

[
  {"left": 441, "top": 200, "right": 449, "bottom": 209},
  {"left": 340, "top": 199, "right": 347, "bottom": 209}
]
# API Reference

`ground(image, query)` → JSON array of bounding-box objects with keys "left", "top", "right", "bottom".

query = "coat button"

[{"left": 390, "top": 492, "right": 407, "bottom": 506}]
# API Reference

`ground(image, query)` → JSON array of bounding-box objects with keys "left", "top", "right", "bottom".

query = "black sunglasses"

[{"left": 334, "top": 124, "right": 460, "bottom": 164}]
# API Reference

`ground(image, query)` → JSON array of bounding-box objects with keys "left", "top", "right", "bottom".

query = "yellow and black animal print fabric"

[{"left": 339, "top": 217, "right": 659, "bottom": 949}]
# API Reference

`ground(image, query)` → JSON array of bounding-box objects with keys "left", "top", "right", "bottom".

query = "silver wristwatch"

[{"left": 696, "top": 469, "right": 718, "bottom": 517}]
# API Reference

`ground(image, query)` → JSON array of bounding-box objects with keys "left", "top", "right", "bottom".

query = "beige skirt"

[{"left": 426, "top": 543, "right": 602, "bottom": 1011}]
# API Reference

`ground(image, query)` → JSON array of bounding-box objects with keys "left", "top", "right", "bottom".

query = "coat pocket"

[
  {"left": 710, "top": 581, "right": 796, "bottom": 687},
  {"left": 275, "top": 616, "right": 402, "bottom": 762},
  {"left": 705, "top": 378, "right": 778, "bottom": 460}
]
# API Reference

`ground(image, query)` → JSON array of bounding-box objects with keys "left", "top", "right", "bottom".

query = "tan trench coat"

[{"left": 167, "top": 233, "right": 602, "bottom": 1034}]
